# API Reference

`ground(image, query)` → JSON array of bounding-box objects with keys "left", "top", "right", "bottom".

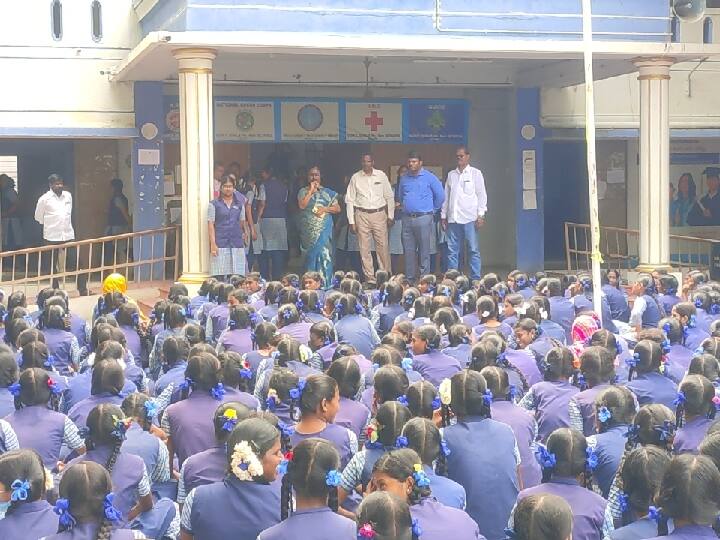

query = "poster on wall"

[
  {"left": 281, "top": 101, "right": 339, "bottom": 141},
  {"left": 163, "top": 96, "right": 180, "bottom": 141},
  {"left": 670, "top": 149, "right": 720, "bottom": 228},
  {"left": 215, "top": 100, "right": 275, "bottom": 141},
  {"left": 344, "top": 102, "right": 402, "bottom": 141},
  {"left": 406, "top": 101, "right": 467, "bottom": 143}
]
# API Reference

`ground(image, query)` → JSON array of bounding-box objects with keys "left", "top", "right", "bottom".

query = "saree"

[{"left": 298, "top": 186, "right": 338, "bottom": 287}]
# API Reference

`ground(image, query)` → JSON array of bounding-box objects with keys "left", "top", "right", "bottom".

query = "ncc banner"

[
  {"left": 344, "top": 102, "right": 402, "bottom": 142},
  {"left": 215, "top": 100, "right": 275, "bottom": 141},
  {"left": 281, "top": 101, "right": 339, "bottom": 141},
  {"left": 406, "top": 100, "right": 467, "bottom": 144}
]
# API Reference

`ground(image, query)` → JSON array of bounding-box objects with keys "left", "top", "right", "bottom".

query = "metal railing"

[
  {"left": 565, "top": 222, "right": 720, "bottom": 272},
  {"left": 0, "top": 226, "right": 179, "bottom": 295}
]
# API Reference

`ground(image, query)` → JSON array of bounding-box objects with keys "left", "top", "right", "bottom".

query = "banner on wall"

[
  {"left": 215, "top": 100, "right": 275, "bottom": 141},
  {"left": 406, "top": 101, "right": 466, "bottom": 143},
  {"left": 344, "top": 102, "right": 402, "bottom": 141},
  {"left": 281, "top": 101, "right": 339, "bottom": 141}
]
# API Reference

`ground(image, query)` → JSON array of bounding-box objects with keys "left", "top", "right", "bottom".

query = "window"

[
  {"left": 671, "top": 16, "right": 680, "bottom": 42},
  {"left": 91, "top": 1, "right": 102, "bottom": 42},
  {"left": 704, "top": 17, "right": 714, "bottom": 43},
  {"left": 51, "top": 0, "right": 62, "bottom": 40}
]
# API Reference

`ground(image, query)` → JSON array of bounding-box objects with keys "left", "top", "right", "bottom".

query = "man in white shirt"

[
  {"left": 34, "top": 174, "right": 87, "bottom": 294},
  {"left": 345, "top": 153, "right": 395, "bottom": 280},
  {"left": 441, "top": 146, "right": 487, "bottom": 280}
]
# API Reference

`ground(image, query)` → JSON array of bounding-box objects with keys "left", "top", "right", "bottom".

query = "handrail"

[{"left": 0, "top": 226, "right": 180, "bottom": 295}]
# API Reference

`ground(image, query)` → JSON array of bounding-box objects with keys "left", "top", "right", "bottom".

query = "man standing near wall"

[
  {"left": 34, "top": 174, "right": 88, "bottom": 294},
  {"left": 441, "top": 146, "right": 487, "bottom": 280},
  {"left": 398, "top": 150, "right": 445, "bottom": 281},
  {"left": 345, "top": 153, "right": 395, "bottom": 280}
]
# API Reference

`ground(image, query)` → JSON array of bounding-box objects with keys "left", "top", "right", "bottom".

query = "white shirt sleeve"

[
  {"left": 441, "top": 173, "right": 451, "bottom": 219},
  {"left": 629, "top": 296, "right": 647, "bottom": 328},
  {"left": 34, "top": 194, "right": 46, "bottom": 225},
  {"left": 345, "top": 175, "right": 357, "bottom": 225},
  {"left": 475, "top": 169, "right": 488, "bottom": 217}
]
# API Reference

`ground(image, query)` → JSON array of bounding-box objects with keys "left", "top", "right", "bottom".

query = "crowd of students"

[{"left": 0, "top": 266, "right": 719, "bottom": 540}]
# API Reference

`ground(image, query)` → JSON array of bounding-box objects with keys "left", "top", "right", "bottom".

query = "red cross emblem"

[{"left": 364, "top": 111, "right": 384, "bottom": 132}]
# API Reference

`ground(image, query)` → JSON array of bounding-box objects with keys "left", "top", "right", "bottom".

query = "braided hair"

[
  {"left": 121, "top": 393, "right": 156, "bottom": 432},
  {"left": 447, "top": 370, "right": 492, "bottom": 421},
  {"left": 617, "top": 446, "right": 670, "bottom": 527},
  {"left": 511, "top": 493, "right": 573, "bottom": 540},
  {"left": 405, "top": 381, "right": 438, "bottom": 420},
  {"left": 541, "top": 428, "right": 592, "bottom": 487},
  {"left": 372, "top": 449, "right": 431, "bottom": 505},
  {"left": 85, "top": 404, "right": 128, "bottom": 473},
  {"left": 357, "top": 491, "right": 417, "bottom": 540},
  {"left": 402, "top": 417, "right": 449, "bottom": 477},
  {"left": 13, "top": 367, "right": 60, "bottom": 411},
  {"left": 676, "top": 374, "right": 715, "bottom": 428}
]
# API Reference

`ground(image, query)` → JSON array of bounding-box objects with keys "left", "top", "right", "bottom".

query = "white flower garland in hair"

[
  {"left": 516, "top": 304, "right": 527, "bottom": 316},
  {"left": 230, "top": 441, "right": 264, "bottom": 481},
  {"left": 438, "top": 378, "right": 452, "bottom": 405},
  {"left": 299, "top": 344, "right": 313, "bottom": 364}
]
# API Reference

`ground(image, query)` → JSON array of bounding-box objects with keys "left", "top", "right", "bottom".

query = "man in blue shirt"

[{"left": 397, "top": 150, "right": 445, "bottom": 280}]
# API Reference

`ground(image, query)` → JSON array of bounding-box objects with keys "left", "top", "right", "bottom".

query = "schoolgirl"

[
  {"left": 216, "top": 305, "right": 257, "bottom": 356},
  {"left": 410, "top": 324, "right": 461, "bottom": 387},
  {"left": 570, "top": 274, "right": 618, "bottom": 333},
  {"left": 506, "top": 493, "right": 573, "bottom": 540},
  {"left": 441, "top": 369, "right": 520, "bottom": 540},
  {"left": 276, "top": 303, "right": 312, "bottom": 346},
  {"left": 297, "top": 289, "right": 329, "bottom": 325},
  {"left": 470, "top": 335, "right": 530, "bottom": 394},
  {"left": 334, "top": 294, "right": 380, "bottom": 359},
  {"left": 626, "top": 339, "right": 678, "bottom": 409},
  {"left": 609, "top": 446, "right": 671, "bottom": 539},
  {"left": 205, "top": 283, "right": 235, "bottom": 344},
  {"left": 263, "top": 368, "right": 301, "bottom": 426},
  {"left": 510, "top": 272, "right": 536, "bottom": 301},
  {"left": 482, "top": 365, "right": 541, "bottom": 489},
  {"left": 19, "top": 341, "right": 69, "bottom": 394},
  {"left": 93, "top": 291, "right": 127, "bottom": 323},
  {"left": 543, "top": 277, "right": 575, "bottom": 342},
  {"left": 148, "top": 304, "right": 187, "bottom": 379},
  {"left": 189, "top": 278, "right": 216, "bottom": 319},
  {"left": 687, "top": 353, "right": 720, "bottom": 395},
  {"left": 115, "top": 304, "right": 145, "bottom": 368},
  {"left": 459, "top": 289, "right": 479, "bottom": 328},
  {"left": 327, "top": 357, "right": 371, "bottom": 439},
  {"left": 254, "top": 337, "right": 319, "bottom": 403},
  {"left": 369, "top": 448, "right": 481, "bottom": 540},
  {"left": 245, "top": 272, "right": 266, "bottom": 308},
  {"left": 514, "top": 428, "right": 611, "bottom": 539},
  {"left": 356, "top": 491, "right": 416, "bottom": 540},
  {"left": 418, "top": 274, "right": 437, "bottom": 297},
  {"left": 45, "top": 461, "right": 142, "bottom": 540},
  {"left": 289, "top": 374, "right": 358, "bottom": 468},
  {"left": 176, "top": 401, "right": 252, "bottom": 504},
  {"left": 501, "top": 293, "right": 525, "bottom": 329},
  {"left": 690, "top": 290, "right": 716, "bottom": 334},
  {"left": 154, "top": 335, "right": 189, "bottom": 397},
  {"left": 308, "top": 321, "right": 336, "bottom": 370},
  {"left": 658, "top": 274, "right": 681, "bottom": 316},
  {"left": 627, "top": 274, "right": 665, "bottom": 333},
  {"left": 404, "top": 381, "right": 438, "bottom": 420},
  {"left": 671, "top": 302, "right": 710, "bottom": 351},
  {"left": 218, "top": 351, "right": 260, "bottom": 409},
  {"left": 373, "top": 281, "right": 406, "bottom": 337},
  {"left": 512, "top": 315, "right": 555, "bottom": 367},
  {"left": 38, "top": 304, "right": 79, "bottom": 375},
  {"left": 641, "top": 454, "right": 720, "bottom": 539},
  {"left": 673, "top": 374, "right": 716, "bottom": 454},
  {"left": 0, "top": 345, "right": 18, "bottom": 417},
  {"left": 3, "top": 316, "right": 32, "bottom": 353},
  {"left": 661, "top": 317, "right": 694, "bottom": 383},
  {"left": 46, "top": 293, "right": 88, "bottom": 351},
  {"left": 431, "top": 306, "right": 459, "bottom": 348},
  {"left": 394, "top": 288, "right": 421, "bottom": 326},
  {"left": 569, "top": 346, "right": 617, "bottom": 436},
  {"left": 441, "top": 323, "right": 472, "bottom": 367},
  {"left": 67, "top": 359, "right": 128, "bottom": 429},
  {"left": 149, "top": 299, "right": 169, "bottom": 340},
  {"left": 518, "top": 346, "right": 579, "bottom": 442},
  {"left": 472, "top": 294, "right": 512, "bottom": 341},
  {"left": 258, "top": 281, "right": 283, "bottom": 322},
  {"left": 602, "top": 269, "right": 631, "bottom": 323},
  {"left": 338, "top": 401, "right": 411, "bottom": 507},
  {"left": 586, "top": 385, "right": 636, "bottom": 498},
  {"left": 259, "top": 438, "right": 355, "bottom": 540},
  {"left": 530, "top": 295, "right": 567, "bottom": 345},
  {"left": 162, "top": 352, "right": 232, "bottom": 466},
  {"left": 5, "top": 367, "right": 84, "bottom": 470},
  {"left": 97, "top": 337, "right": 147, "bottom": 394},
  {"left": 241, "top": 322, "right": 278, "bottom": 386},
  {"left": 179, "top": 417, "right": 282, "bottom": 540},
  {"left": 0, "top": 449, "right": 57, "bottom": 537},
  {"left": 64, "top": 405, "right": 176, "bottom": 539}
]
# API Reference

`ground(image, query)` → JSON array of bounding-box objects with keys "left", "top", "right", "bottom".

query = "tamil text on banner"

[
  {"left": 406, "top": 101, "right": 467, "bottom": 144},
  {"left": 281, "top": 101, "right": 339, "bottom": 141},
  {"left": 345, "top": 102, "right": 402, "bottom": 142},
  {"left": 215, "top": 100, "right": 275, "bottom": 141}
]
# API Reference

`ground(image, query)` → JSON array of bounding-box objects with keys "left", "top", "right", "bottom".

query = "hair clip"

[
  {"left": 577, "top": 374, "right": 587, "bottom": 390},
  {"left": 482, "top": 389, "right": 493, "bottom": 406},
  {"left": 354, "top": 303, "right": 365, "bottom": 315},
  {"left": 431, "top": 396, "right": 441, "bottom": 410},
  {"left": 178, "top": 377, "right": 194, "bottom": 391},
  {"left": 222, "top": 409, "right": 239, "bottom": 432},
  {"left": 440, "top": 438, "right": 451, "bottom": 457},
  {"left": 397, "top": 395, "right": 409, "bottom": 407},
  {"left": 111, "top": 415, "right": 130, "bottom": 440},
  {"left": 648, "top": 506, "right": 663, "bottom": 523},
  {"left": 535, "top": 444, "right": 557, "bottom": 469},
  {"left": 10, "top": 479, "right": 30, "bottom": 502},
  {"left": 625, "top": 424, "right": 641, "bottom": 445},
  {"left": 103, "top": 493, "right": 123, "bottom": 523},
  {"left": 144, "top": 401, "right": 159, "bottom": 420},
  {"left": 8, "top": 382, "right": 21, "bottom": 397},
  {"left": 695, "top": 298, "right": 704, "bottom": 309},
  {"left": 412, "top": 463, "right": 431, "bottom": 487},
  {"left": 358, "top": 523, "right": 376, "bottom": 539},
  {"left": 597, "top": 406, "right": 612, "bottom": 423},
  {"left": 673, "top": 391, "right": 686, "bottom": 407},
  {"left": 44, "top": 355, "right": 56, "bottom": 369},
  {"left": 618, "top": 491, "right": 630, "bottom": 513},
  {"left": 395, "top": 436, "right": 408, "bottom": 448},
  {"left": 54, "top": 498, "right": 77, "bottom": 529},
  {"left": 228, "top": 318, "right": 238, "bottom": 330},
  {"left": 211, "top": 382, "right": 226, "bottom": 401},
  {"left": 289, "top": 378, "right": 306, "bottom": 401},
  {"left": 325, "top": 469, "right": 342, "bottom": 487},
  {"left": 411, "top": 518, "right": 423, "bottom": 538},
  {"left": 654, "top": 420, "right": 675, "bottom": 441},
  {"left": 586, "top": 447, "right": 599, "bottom": 471},
  {"left": 47, "top": 377, "right": 61, "bottom": 395}
]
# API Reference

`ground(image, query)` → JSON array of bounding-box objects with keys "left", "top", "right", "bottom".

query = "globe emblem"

[
  {"left": 236, "top": 111, "right": 254, "bottom": 131},
  {"left": 297, "top": 104, "right": 324, "bottom": 132}
]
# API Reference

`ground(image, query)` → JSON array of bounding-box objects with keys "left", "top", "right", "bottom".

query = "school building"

[{"left": 2, "top": 0, "right": 720, "bottom": 285}]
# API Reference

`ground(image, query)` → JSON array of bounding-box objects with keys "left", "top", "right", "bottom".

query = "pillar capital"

[
  {"left": 633, "top": 57, "right": 675, "bottom": 79},
  {"left": 173, "top": 48, "right": 217, "bottom": 72}
]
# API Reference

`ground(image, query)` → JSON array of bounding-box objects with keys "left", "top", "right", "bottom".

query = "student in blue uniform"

[
  {"left": 642, "top": 454, "right": 720, "bottom": 539},
  {"left": 509, "top": 272, "right": 536, "bottom": 301},
  {"left": 0, "top": 345, "right": 17, "bottom": 418},
  {"left": 115, "top": 303, "right": 145, "bottom": 368},
  {"left": 587, "top": 385, "right": 636, "bottom": 498},
  {"left": 500, "top": 294, "right": 525, "bottom": 335},
  {"left": 297, "top": 289, "right": 329, "bottom": 325},
  {"left": 180, "top": 417, "right": 282, "bottom": 540},
  {"left": 512, "top": 315, "right": 555, "bottom": 366},
  {"left": 205, "top": 283, "right": 234, "bottom": 344},
  {"left": 442, "top": 323, "right": 472, "bottom": 366},
  {"left": 45, "top": 461, "right": 140, "bottom": 540},
  {"left": 216, "top": 305, "right": 256, "bottom": 356},
  {"left": 244, "top": 321, "right": 278, "bottom": 382},
  {"left": 661, "top": 317, "right": 695, "bottom": 383},
  {"left": 263, "top": 368, "right": 301, "bottom": 426},
  {"left": 658, "top": 274, "right": 681, "bottom": 316},
  {"left": 364, "top": 364, "right": 411, "bottom": 414},
  {"left": 327, "top": 357, "right": 370, "bottom": 439},
  {"left": 431, "top": 306, "right": 460, "bottom": 348},
  {"left": 154, "top": 335, "right": 189, "bottom": 398},
  {"left": 570, "top": 274, "right": 618, "bottom": 333},
  {"left": 258, "top": 282, "right": 282, "bottom": 322},
  {"left": 38, "top": 304, "right": 80, "bottom": 375},
  {"left": 217, "top": 352, "right": 260, "bottom": 409},
  {"left": 405, "top": 380, "right": 439, "bottom": 420},
  {"left": 276, "top": 303, "right": 312, "bottom": 346},
  {"left": 506, "top": 493, "right": 573, "bottom": 540},
  {"left": 569, "top": 346, "right": 617, "bottom": 436},
  {"left": 5, "top": 367, "right": 85, "bottom": 471},
  {"left": 68, "top": 359, "right": 127, "bottom": 429},
  {"left": 370, "top": 448, "right": 481, "bottom": 540},
  {"left": 690, "top": 290, "right": 715, "bottom": 335},
  {"left": 671, "top": 302, "right": 710, "bottom": 352},
  {"left": 628, "top": 274, "right": 665, "bottom": 333},
  {"left": 470, "top": 336, "right": 529, "bottom": 396},
  {"left": 410, "top": 324, "right": 461, "bottom": 387},
  {"left": 334, "top": 294, "right": 380, "bottom": 359},
  {"left": 308, "top": 321, "right": 336, "bottom": 370},
  {"left": 673, "top": 374, "right": 716, "bottom": 455},
  {"left": 254, "top": 337, "right": 320, "bottom": 403},
  {"left": 528, "top": 295, "right": 567, "bottom": 345},
  {"left": 18, "top": 341, "right": 69, "bottom": 394},
  {"left": 602, "top": 269, "right": 631, "bottom": 323},
  {"left": 189, "top": 278, "right": 216, "bottom": 319},
  {"left": 356, "top": 491, "right": 416, "bottom": 540},
  {"left": 543, "top": 278, "right": 575, "bottom": 342},
  {"left": 626, "top": 339, "right": 678, "bottom": 410},
  {"left": 373, "top": 281, "right": 405, "bottom": 337},
  {"left": 149, "top": 303, "right": 188, "bottom": 379},
  {"left": 0, "top": 449, "right": 58, "bottom": 538},
  {"left": 610, "top": 446, "right": 671, "bottom": 539},
  {"left": 441, "top": 369, "right": 520, "bottom": 540}
]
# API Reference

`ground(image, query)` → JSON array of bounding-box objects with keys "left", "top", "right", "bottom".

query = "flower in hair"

[
  {"left": 54, "top": 498, "right": 77, "bottom": 528},
  {"left": 8, "top": 382, "right": 20, "bottom": 397},
  {"left": 626, "top": 353, "right": 640, "bottom": 368},
  {"left": 412, "top": 463, "right": 431, "bottom": 487},
  {"left": 535, "top": 444, "right": 557, "bottom": 469},
  {"left": 586, "top": 447, "right": 599, "bottom": 471},
  {"left": 673, "top": 391, "right": 686, "bottom": 407},
  {"left": 355, "top": 303, "right": 365, "bottom": 315},
  {"left": 618, "top": 491, "right": 630, "bottom": 513},
  {"left": 395, "top": 436, "right": 408, "bottom": 448},
  {"left": 407, "top": 307, "right": 416, "bottom": 319},
  {"left": 482, "top": 389, "right": 493, "bottom": 406},
  {"left": 577, "top": 374, "right": 587, "bottom": 390},
  {"left": 110, "top": 415, "right": 130, "bottom": 440},
  {"left": 296, "top": 299, "right": 304, "bottom": 312},
  {"left": 47, "top": 377, "right": 61, "bottom": 395},
  {"left": 103, "top": 493, "right": 123, "bottom": 523},
  {"left": 365, "top": 425, "right": 378, "bottom": 444},
  {"left": 515, "top": 305, "right": 527, "bottom": 316},
  {"left": 431, "top": 396, "right": 441, "bottom": 410},
  {"left": 438, "top": 378, "right": 452, "bottom": 406},
  {"left": 648, "top": 506, "right": 663, "bottom": 523},
  {"left": 299, "top": 344, "right": 313, "bottom": 364},
  {"left": 222, "top": 409, "right": 239, "bottom": 432},
  {"left": 625, "top": 424, "right": 641, "bottom": 445},
  {"left": 411, "top": 518, "right": 423, "bottom": 538},
  {"left": 230, "top": 441, "right": 264, "bottom": 481},
  {"left": 358, "top": 523, "right": 375, "bottom": 538},
  {"left": 289, "top": 378, "right": 306, "bottom": 401},
  {"left": 265, "top": 388, "right": 278, "bottom": 411},
  {"left": 397, "top": 395, "right": 409, "bottom": 407},
  {"left": 282, "top": 307, "right": 293, "bottom": 321},
  {"left": 401, "top": 357, "right": 413, "bottom": 372},
  {"left": 326, "top": 469, "right": 342, "bottom": 487},
  {"left": 178, "top": 377, "right": 194, "bottom": 391},
  {"left": 211, "top": 382, "right": 226, "bottom": 401},
  {"left": 44, "top": 355, "right": 56, "bottom": 369},
  {"left": 10, "top": 479, "right": 30, "bottom": 502},
  {"left": 597, "top": 406, "right": 612, "bottom": 424},
  {"left": 713, "top": 395, "right": 720, "bottom": 412},
  {"left": 144, "top": 401, "right": 159, "bottom": 420},
  {"left": 440, "top": 438, "right": 451, "bottom": 457}
]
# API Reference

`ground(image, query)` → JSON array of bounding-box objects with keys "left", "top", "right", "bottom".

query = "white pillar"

[
  {"left": 635, "top": 57, "right": 674, "bottom": 273},
  {"left": 173, "top": 48, "right": 216, "bottom": 284}
]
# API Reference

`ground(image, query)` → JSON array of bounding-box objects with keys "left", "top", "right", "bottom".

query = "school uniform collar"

[
  {"left": 669, "top": 524, "right": 716, "bottom": 536},
  {"left": 549, "top": 476, "right": 581, "bottom": 487},
  {"left": 290, "top": 506, "right": 335, "bottom": 517},
  {"left": 462, "top": 414, "right": 490, "bottom": 424},
  {"left": 6, "top": 499, "right": 51, "bottom": 515}
]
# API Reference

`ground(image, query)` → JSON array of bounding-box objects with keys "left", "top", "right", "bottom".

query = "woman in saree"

[{"left": 297, "top": 166, "right": 341, "bottom": 288}]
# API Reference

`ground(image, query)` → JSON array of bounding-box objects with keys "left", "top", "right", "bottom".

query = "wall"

[{"left": 0, "top": 0, "right": 139, "bottom": 135}]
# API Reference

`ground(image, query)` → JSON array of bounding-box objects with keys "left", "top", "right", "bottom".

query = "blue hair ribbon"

[
  {"left": 10, "top": 479, "right": 30, "bottom": 502},
  {"left": 228, "top": 318, "right": 238, "bottom": 330},
  {"left": 401, "top": 357, "right": 413, "bottom": 372},
  {"left": 626, "top": 353, "right": 640, "bottom": 369},
  {"left": 103, "top": 493, "right": 123, "bottom": 523},
  {"left": 619, "top": 491, "right": 630, "bottom": 513},
  {"left": 395, "top": 436, "right": 408, "bottom": 448},
  {"left": 412, "top": 465, "right": 431, "bottom": 487},
  {"left": 625, "top": 424, "right": 641, "bottom": 445},
  {"left": 289, "top": 378, "right": 306, "bottom": 401},
  {"left": 482, "top": 389, "right": 494, "bottom": 406},
  {"left": 586, "top": 447, "right": 599, "bottom": 471},
  {"left": 535, "top": 444, "right": 557, "bottom": 469},
  {"left": 411, "top": 518, "right": 423, "bottom": 538},
  {"left": 648, "top": 506, "right": 663, "bottom": 523},
  {"left": 397, "top": 395, "right": 409, "bottom": 407},
  {"left": 440, "top": 438, "right": 451, "bottom": 457},
  {"left": 144, "top": 401, "right": 159, "bottom": 420},
  {"left": 577, "top": 374, "right": 587, "bottom": 391},
  {"left": 325, "top": 469, "right": 342, "bottom": 487},
  {"left": 178, "top": 377, "right": 194, "bottom": 391},
  {"left": 654, "top": 420, "right": 675, "bottom": 441},
  {"left": 54, "top": 498, "right": 77, "bottom": 529},
  {"left": 8, "top": 382, "right": 20, "bottom": 397},
  {"left": 597, "top": 406, "right": 612, "bottom": 424},
  {"left": 673, "top": 391, "right": 686, "bottom": 407},
  {"left": 211, "top": 382, "right": 226, "bottom": 401},
  {"left": 44, "top": 355, "right": 56, "bottom": 369},
  {"left": 431, "top": 396, "right": 441, "bottom": 410},
  {"left": 278, "top": 421, "right": 295, "bottom": 438}
]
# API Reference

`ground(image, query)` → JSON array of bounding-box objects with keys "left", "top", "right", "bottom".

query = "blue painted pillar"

[
  {"left": 132, "top": 81, "right": 165, "bottom": 280},
  {"left": 515, "top": 88, "right": 545, "bottom": 272}
]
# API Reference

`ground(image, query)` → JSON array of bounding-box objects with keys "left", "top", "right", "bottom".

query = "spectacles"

[{"left": 456, "top": 155, "right": 465, "bottom": 159}]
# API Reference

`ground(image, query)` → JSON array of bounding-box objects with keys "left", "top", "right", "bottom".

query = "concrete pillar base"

[{"left": 635, "top": 263, "right": 673, "bottom": 274}]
